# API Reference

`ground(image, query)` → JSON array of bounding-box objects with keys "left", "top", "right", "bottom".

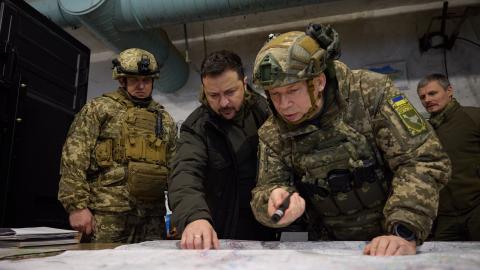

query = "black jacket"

[
  {"left": 430, "top": 99, "right": 480, "bottom": 215},
  {"left": 169, "top": 88, "right": 275, "bottom": 239}
]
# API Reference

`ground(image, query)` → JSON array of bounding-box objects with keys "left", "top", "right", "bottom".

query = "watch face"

[{"left": 395, "top": 224, "right": 416, "bottom": 241}]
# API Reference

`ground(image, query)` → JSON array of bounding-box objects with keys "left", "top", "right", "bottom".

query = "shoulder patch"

[{"left": 388, "top": 94, "right": 427, "bottom": 136}]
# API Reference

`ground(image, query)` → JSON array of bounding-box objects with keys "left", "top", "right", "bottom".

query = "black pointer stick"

[{"left": 271, "top": 193, "right": 293, "bottom": 223}]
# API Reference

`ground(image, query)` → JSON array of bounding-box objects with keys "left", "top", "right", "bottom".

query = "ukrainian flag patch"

[{"left": 388, "top": 94, "right": 427, "bottom": 136}]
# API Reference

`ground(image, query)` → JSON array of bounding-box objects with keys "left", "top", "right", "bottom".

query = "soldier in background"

[
  {"left": 59, "top": 48, "right": 177, "bottom": 243},
  {"left": 250, "top": 24, "right": 450, "bottom": 256},
  {"left": 417, "top": 74, "right": 480, "bottom": 241}
]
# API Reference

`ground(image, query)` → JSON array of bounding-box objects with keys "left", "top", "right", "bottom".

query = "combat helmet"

[
  {"left": 112, "top": 48, "right": 160, "bottom": 80},
  {"left": 253, "top": 24, "right": 340, "bottom": 124}
]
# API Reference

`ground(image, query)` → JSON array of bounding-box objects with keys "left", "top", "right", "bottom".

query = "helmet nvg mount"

[{"left": 112, "top": 48, "right": 160, "bottom": 80}]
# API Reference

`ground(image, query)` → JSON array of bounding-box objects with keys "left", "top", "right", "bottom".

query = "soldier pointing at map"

[{"left": 250, "top": 24, "right": 451, "bottom": 256}]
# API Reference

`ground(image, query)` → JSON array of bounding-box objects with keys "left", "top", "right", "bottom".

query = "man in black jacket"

[
  {"left": 417, "top": 74, "right": 480, "bottom": 240},
  {"left": 168, "top": 50, "right": 275, "bottom": 249}
]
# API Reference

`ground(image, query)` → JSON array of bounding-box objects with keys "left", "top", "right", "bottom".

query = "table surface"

[{"left": 1, "top": 240, "right": 479, "bottom": 270}]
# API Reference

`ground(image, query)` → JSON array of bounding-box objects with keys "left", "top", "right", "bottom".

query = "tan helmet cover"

[
  {"left": 112, "top": 48, "right": 160, "bottom": 80},
  {"left": 253, "top": 31, "right": 327, "bottom": 92},
  {"left": 253, "top": 31, "right": 328, "bottom": 125}
]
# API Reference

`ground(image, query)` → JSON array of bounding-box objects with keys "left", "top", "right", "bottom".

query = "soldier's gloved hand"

[
  {"left": 180, "top": 219, "right": 219, "bottom": 250},
  {"left": 69, "top": 208, "right": 95, "bottom": 236},
  {"left": 363, "top": 235, "right": 416, "bottom": 256},
  {"left": 268, "top": 188, "right": 305, "bottom": 226}
]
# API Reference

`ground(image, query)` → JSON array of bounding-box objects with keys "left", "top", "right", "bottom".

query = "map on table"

[{"left": 1, "top": 240, "right": 479, "bottom": 270}]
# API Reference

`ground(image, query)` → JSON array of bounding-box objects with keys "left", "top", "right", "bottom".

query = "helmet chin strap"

[
  {"left": 285, "top": 79, "right": 322, "bottom": 125},
  {"left": 120, "top": 78, "right": 154, "bottom": 107}
]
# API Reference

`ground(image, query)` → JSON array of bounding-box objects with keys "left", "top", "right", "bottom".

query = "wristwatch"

[{"left": 392, "top": 223, "right": 416, "bottom": 241}]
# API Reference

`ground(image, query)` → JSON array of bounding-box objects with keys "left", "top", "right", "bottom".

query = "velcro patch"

[{"left": 388, "top": 94, "right": 427, "bottom": 136}]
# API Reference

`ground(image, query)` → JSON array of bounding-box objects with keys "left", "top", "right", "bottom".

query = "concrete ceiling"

[{"left": 40, "top": 0, "right": 479, "bottom": 62}]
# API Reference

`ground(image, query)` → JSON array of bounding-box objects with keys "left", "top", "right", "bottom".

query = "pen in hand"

[{"left": 271, "top": 193, "right": 293, "bottom": 223}]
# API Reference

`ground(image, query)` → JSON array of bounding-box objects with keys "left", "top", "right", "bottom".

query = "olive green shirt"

[{"left": 429, "top": 99, "right": 480, "bottom": 215}]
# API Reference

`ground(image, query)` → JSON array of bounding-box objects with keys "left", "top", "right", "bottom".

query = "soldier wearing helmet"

[
  {"left": 112, "top": 48, "right": 160, "bottom": 100},
  {"left": 250, "top": 24, "right": 451, "bottom": 256},
  {"left": 58, "top": 48, "right": 177, "bottom": 243}
]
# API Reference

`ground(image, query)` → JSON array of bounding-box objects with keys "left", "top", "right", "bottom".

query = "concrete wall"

[{"left": 86, "top": 9, "right": 480, "bottom": 123}]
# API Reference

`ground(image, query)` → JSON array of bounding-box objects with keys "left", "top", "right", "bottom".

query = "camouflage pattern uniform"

[
  {"left": 59, "top": 48, "right": 177, "bottom": 243},
  {"left": 250, "top": 29, "right": 450, "bottom": 244}
]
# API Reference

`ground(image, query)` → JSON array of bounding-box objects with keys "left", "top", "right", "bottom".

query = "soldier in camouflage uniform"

[
  {"left": 59, "top": 48, "right": 177, "bottom": 243},
  {"left": 250, "top": 24, "right": 451, "bottom": 256}
]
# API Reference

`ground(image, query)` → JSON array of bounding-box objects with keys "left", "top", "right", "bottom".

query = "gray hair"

[{"left": 417, "top": 74, "right": 451, "bottom": 92}]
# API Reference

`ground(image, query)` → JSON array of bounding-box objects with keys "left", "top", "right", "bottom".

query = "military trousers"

[
  {"left": 433, "top": 203, "right": 480, "bottom": 241},
  {"left": 90, "top": 209, "right": 165, "bottom": 243}
]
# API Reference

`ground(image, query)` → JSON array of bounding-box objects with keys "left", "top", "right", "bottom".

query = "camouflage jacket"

[
  {"left": 59, "top": 88, "right": 177, "bottom": 213},
  {"left": 251, "top": 61, "right": 451, "bottom": 242}
]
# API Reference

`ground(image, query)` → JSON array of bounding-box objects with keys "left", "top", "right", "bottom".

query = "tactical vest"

[
  {"left": 294, "top": 118, "right": 388, "bottom": 240},
  {"left": 293, "top": 68, "right": 390, "bottom": 240},
  {"left": 94, "top": 91, "right": 168, "bottom": 204}
]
